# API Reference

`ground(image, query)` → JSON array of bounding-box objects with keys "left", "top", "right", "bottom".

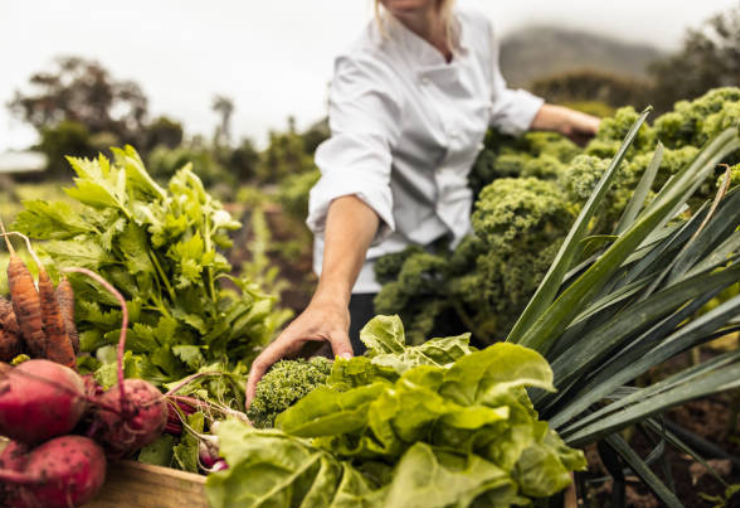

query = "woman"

[{"left": 246, "top": 0, "right": 600, "bottom": 402}]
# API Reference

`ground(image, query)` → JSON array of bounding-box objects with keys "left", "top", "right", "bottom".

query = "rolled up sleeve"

[
  {"left": 487, "top": 22, "right": 545, "bottom": 136},
  {"left": 307, "top": 53, "right": 402, "bottom": 245}
]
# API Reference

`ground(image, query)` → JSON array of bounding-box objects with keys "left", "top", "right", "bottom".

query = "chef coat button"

[{"left": 420, "top": 75, "right": 430, "bottom": 85}]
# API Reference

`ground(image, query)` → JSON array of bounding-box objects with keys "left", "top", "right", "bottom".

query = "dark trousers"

[{"left": 348, "top": 293, "right": 377, "bottom": 355}]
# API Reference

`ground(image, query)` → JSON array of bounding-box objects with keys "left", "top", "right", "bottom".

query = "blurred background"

[
  {"left": 3, "top": 0, "right": 740, "bottom": 310},
  {"left": 3, "top": 4, "right": 740, "bottom": 505}
]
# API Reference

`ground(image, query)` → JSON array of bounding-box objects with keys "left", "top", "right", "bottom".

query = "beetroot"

[
  {"left": 95, "top": 378, "right": 168, "bottom": 458},
  {"left": 0, "top": 441, "right": 29, "bottom": 504},
  {"left": 62, "top": 268, "right": 167, "bottom": 458},
  {"left": 0, "top": 360, "right": 87, "bottom": 444},
  {"left": 0, "top": 441, "right": 29, "bottom": 471},
  {"left": 0, "top": 435, "right": 106, "bottom": 508}
]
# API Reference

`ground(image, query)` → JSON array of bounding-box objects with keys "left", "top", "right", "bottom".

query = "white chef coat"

[{"left": 307, "top": 8, "right": 544, "bottom": 293}]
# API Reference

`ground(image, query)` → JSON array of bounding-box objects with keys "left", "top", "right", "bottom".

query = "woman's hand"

[
  {"left": 530, "top": 104, "right": 601, "bottom": 146},
  {"left": 246, "top": 294, "right": 353, "bottom": 406}
]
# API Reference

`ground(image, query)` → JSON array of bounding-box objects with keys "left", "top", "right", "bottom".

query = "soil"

[{"left": 580, "top": 350, "right": 740, "bottom": 508}]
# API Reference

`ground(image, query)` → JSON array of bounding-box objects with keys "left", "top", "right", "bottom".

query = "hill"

[{"left": 500, "top": 25, "right": 665, "bottom": 87}]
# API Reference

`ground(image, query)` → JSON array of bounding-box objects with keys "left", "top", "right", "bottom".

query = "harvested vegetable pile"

[
  {"left": 0, "top": 238, "right": 169, "bottom": 507},
  {"left": 207, "top": 316, "right": 587, "bottom": 507},
  {"left": 12, "top": 146, "right": 291, "bottom": 398}
]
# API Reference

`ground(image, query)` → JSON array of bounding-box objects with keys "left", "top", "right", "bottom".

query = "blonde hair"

[{"left": 374, "top": 0, "right": 458, "bottom": 49}]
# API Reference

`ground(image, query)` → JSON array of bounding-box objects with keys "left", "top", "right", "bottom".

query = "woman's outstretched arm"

[{"left": 246, "top": 195, "right": 379, "bottom": 405}]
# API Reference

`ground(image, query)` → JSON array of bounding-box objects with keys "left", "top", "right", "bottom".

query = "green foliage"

[
  {"left": 530, "top": 69, "right": 650, "bottom": 109},
  {"left": 469, "top": 131, "right": 579, "bottom": 198},
  {"left": 38, "top": 120, "right": 97, "bottom": 177},
  {"left": 208, "top": 316, "right": 584, "bottom": 508},
  {"left": 147, "top": 144, "right": 235, "bottom": 191},
  {"left": 377, "top": 87, "right": 740, "bottom": 346},
  {"left": 561, "top": 101, "right": 617, "bottom": 119},
  {"left": 256, "top": 122, "right": 316, "bottom": 184},
  {"left": 9, "top": 56, "right": 148, "bottom": 146},
  {"left": 247, "top": 357, "right": 332, "bottom": 429},
  {"left": 225, "top": 138, "right": 260, "bottom": 182},
  {"left": 472, "top": 178, "right": 572, "bottom": 254},
  {"left": 649, "top": 4, "right": 740, "bottom": 113},
  {"left": 277, "top": 169, "right": 321, "bottom": 220},
  {"left": 143, "top": 116, "right": 184, "bottom": 152},
  {"left": 13, "top": 146, "right": 290, "bottom": 393}
]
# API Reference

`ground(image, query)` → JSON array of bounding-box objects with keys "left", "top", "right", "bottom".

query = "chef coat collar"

[{"left": 386, "top": 10, "right": 471, "bottom": 70}]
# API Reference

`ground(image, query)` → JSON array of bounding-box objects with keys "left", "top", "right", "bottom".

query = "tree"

[
  {"left": 8, "top": 56, "right": 148, "bottom": 145},
  {"left": 228, "top": 137, "right": 260, "bottom": 182},
  {"left": 530, "top": 70, "right": 650, "bottom": 110},
  {"left": 257, "top": 117, "right": 315, "bottom": 184},
  {"left": 212, "top": 95, "right": 234, "bottom": 148},
  {"left": 143, "top": 116, "right": 184, "bottom": 152},
  {"left": 649, "top": 2, "right": 740, "bottom": 112}
]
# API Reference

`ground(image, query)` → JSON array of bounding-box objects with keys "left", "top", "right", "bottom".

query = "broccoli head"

[{"left": 247, "top": 357, "right": 332, "bottom": 428}]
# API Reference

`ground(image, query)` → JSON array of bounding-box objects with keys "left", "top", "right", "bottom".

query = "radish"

[
  {"left": 63, "top": 267, "right": 167, "bottom": 458},
  {"left": 0, "top": 435, "right": 106, "bottom": 508},
  {"left": 0, "top": 359, "right": 87, "bottom": 444}
]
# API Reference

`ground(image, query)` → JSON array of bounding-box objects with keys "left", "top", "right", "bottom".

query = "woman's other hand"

[{"left": 531, "top": 104, "right": 601, "bottom": 146}]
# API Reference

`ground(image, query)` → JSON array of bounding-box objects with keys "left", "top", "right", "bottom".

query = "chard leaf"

[
  {"left": 383, "top": 443, "right": 515, "bottom": 508},
  {"left": 440, "top": 344, "right": 555, "bottom": 406},
  {"left": 360, "top": 315, "right": 406, "bottom": 354}
]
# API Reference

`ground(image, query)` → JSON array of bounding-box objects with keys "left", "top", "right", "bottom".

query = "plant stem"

[
  {"left": 203, "top": 204, "right": 217, "bottom": 303},
  {"left": 62, "top": 267, "right": 128, "bottom": 404},
  {"left": 148, "top": 249, "right": 176, "bottom": 301}
]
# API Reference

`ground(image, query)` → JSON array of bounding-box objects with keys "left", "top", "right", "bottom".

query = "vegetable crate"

[{"left": 81, "top": 461, "right": 208, "bottom": 508}]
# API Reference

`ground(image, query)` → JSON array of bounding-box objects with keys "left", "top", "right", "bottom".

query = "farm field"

[{"left": 4, "top": 2, "right": 740, "bottom": 508}]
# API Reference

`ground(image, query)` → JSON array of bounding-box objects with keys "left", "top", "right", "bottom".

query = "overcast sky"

[{"left": 1, "top": 0, "right": 738, "bottom": 152}]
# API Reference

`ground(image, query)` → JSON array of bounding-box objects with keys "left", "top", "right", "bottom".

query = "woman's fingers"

[
  {"left": 329, "top": 329, "right": 354, "bottom": 359},
  {"left": 246, "top": 333, "right": 305, "bottom": 406}
]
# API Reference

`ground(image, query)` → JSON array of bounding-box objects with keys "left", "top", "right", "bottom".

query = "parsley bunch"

[{"left": 14, "top": 146, "right": 290, "bottom": 391}]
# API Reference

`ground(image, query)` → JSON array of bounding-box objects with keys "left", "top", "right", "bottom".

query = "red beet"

[
  {"left": 95, "top": 378, "right": 168, "bottom": 458},
  {"left": 0, "top": 360, "right": 87, "bottom": 444},
  {"left": 0, "top": 435, "right": 106, "bottom": 508},
  {"left": 0, "top": 441, "right": 29, "bottom": 471}
]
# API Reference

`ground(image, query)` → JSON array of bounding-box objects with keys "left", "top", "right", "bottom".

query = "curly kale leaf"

[{"left": 472, "top": 177, "right": 574, "bottom": 256}]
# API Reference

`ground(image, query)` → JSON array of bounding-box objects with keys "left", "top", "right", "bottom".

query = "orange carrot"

[
  {"left": 56, "top": 277, "right": 79, "bottom": 355},
  {"left": 38, "top": 270, "right": 76, "bottom": 369},
  {"left": 0, "top": 297, "right": 19, "bottom": 335},
  {"left": 0, "top": 222, "right": 46, "bottom": 359},
  {"left": 0, "top": 297, "right": 22, "bottom": 362}
]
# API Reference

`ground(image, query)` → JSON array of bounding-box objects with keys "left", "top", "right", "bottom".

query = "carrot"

[
  {"left": 55, "top": 277, "right": 79, "bottom": 355},
  {"left": 0, "top": 330, "right": 21, "bottom": 363},
  {"left": 38, "top": 270, "right": 76, "bottom": 369},
  {"left": 0, "top": 221, "right": 46, "bottom": 359},
  {"left": 0, "top": 298, "right": 22, "bottom": 362},
  {"left": 0, "top": 297, "right": 20, "bottom": 336}
]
